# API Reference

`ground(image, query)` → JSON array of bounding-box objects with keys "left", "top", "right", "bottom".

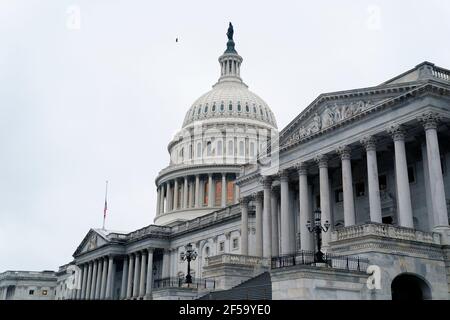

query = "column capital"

[
  {"left": 147, "top": 248, "right": 154, "bottom": 254},
  {"left": 418, "top": 111, "right": 441, "bottom": 130},
  {"left": 360, "top": 135, "right": 377, "bottom": 151},
  {"left": 387, "top": 124, "right": 405, "bottom": 141},
  {"left": 314, "top": 154, "right": 328, "bottom": 168},
  {"left": 252, "top": 192, "right": 264, "bottom": 201},
  {"left": 239, "top": 197, "right": 250, "bottom": 206},
  {"left": 261, "top": 176, "right": 273, "bottom": 188},
  {"left": 278, "top": 169, "right": 289, "bottom": 182},
  {"left": 336, "top": 145, "right": 352, "bottom": 160},
  {"left": 295, "top": 162, "right": 308, "bottom": 175}
]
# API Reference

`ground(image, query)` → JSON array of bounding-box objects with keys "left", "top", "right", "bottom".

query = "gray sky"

[{"left": 1, "top": 0, "right": 449, "bottom": 272}]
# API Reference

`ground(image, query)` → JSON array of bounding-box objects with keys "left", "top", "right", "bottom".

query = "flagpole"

[{"left": 103, "top": 180, "right": 108, "bottom": 230}]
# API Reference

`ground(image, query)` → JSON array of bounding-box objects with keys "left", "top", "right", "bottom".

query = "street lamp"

[
  {"left": 306, "top": 208, "right": 330, "bottom": 263},
  {"left": 180, "top": 243, "right": 197, "bottom": 284}
]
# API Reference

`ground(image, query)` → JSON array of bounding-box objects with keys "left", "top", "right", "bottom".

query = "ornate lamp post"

[
  {"left": 180, "top": 243, "right": 197, "bottom": 284},
  {"left": 306, "top": 209, "right": 330, "bottom": 263}
]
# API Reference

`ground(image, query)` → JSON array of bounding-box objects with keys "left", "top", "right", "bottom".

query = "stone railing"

[
  {"left": 205, "top": 254, "right": 270, "bottom": 268},
  {"left": 432, "top": 66, "right": 450, "bottom": 82},
  {"left": 331, "top": 223, "right": 441, "bottom": 245}
]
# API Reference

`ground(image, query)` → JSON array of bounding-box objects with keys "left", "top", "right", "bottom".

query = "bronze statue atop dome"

[{"left": 227, "top": 22, "right": 234, "bottom": 40}]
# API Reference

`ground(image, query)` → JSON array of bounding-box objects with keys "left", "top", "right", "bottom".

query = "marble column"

[
  {"left": 162, "top": 250, "right": 171, "bottom": 278},
  {"left": 105, "top": 256, "right": 115, "bottom": 299},
  {"left": 195, "top": 175, "right": 200, "bottom": 208},
  {"left": 156, "top": 187, "right": 161, "bottom": 216},
  {"left": 161, "top": 183, "right": 167, "bottom": 214},
  {"left": 139, "top": 251, "right": 147, "bottom": 298},
  {"left": 95, "top": 259, "right": 102, "bottom": 299},
  {"left": 262, "top": 177, "right": 272, "bottom": 258},
  {"left": 221, "top": 173, "right": 227, "bottom": 207},
  {"left": 254, "top": 192, "right": 263, "bottom": 257},
  {"left": 419, "top": 112, "right": 449, "bottom": 230},
  {"left": 361, "top": 136, "right": 382, "bottom": 223},
  {"left": 270, "top": 187, "right": 279, "bottom": 257},
  {"left": 316, "top": 155, "right": 331, "bottom": 251},
  {"left": 100, "top": 257, "right": 108, "bottom": 299},
  {"left": 297, "top": 163, "right": 313, "bottom": 251},
  {"left": 337, "top": 146, "right": 356, "bottom": 226},
  {"left": 145, "top": 249, "right": 154, "bottom": 299},
  {"left": 173, "top": 179, "right": 179, "bottom": 211},
  {"left": 126, "top": 254, "right": 134, "bottom": 299},
  {"left": 234, "top": 182, "right": 240, "bottom": 204},
  {"left": 79, "top": 264, "right": 87, "bottom": 300},
  {"left": 280, "top": 170, "right": 292, "bottom": 254},
  {"left": 189, "top": 181, "right": 194, "bottom": 208},
  {"left": 90, "top": 260, "right": 98, "bottom": 300},
  {"left": 82, "top": 263, "right": 90, "bottom": 299},
  {"left": 389, "top": 125, "right": 414, "bottom": 228},
  {"left": 208, "top": 174, "right": 214, "bottom": 207},
  {"left": 120, "top": 256, "right": 128, "bottom": 299},
  {"left": 183, "top": 177, "right": 189, "bottom": 209},
  {"left": 132, "top": 253, "right": 140, "bottom": 298},
  {"left": 240, "top": 198, "right": 249, "bottom": 255},
  {"left": 167, "top": 182, "right": 173, "bottom": 212}
]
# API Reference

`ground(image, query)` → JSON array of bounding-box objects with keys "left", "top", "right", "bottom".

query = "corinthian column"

[
  {"left": 105, "top": 256, "right": 115, "bottom": 299},
  {"left": 262, "top": 177, "right": 272, "bottom": 258},
  {"left": 145, "top": 249, "right": 154, "bottom": 299},
  {"left": 167, "top": 182, "right": 173, "bottom": 212},
  {"left": 336, "top": 146, "right": 356, "bottom": 226},
  {"left": 208, "top": 174, "right": 214, "bottom": 207},
  {"left": 85, "top": 262, "right": 93, "bottom": 300},
  {"left": 183, "top": 177, "right": 188, "bottom": 209},
  {"left": 126, "top": 254, "right": 134, "bottom": 299},
  {"left": 90, "top": 260, "right": 98, "bottom": 300},
  {"left": 297, "top": 163, "right": 313, "bottom": 251},
  {"left": 388, "top": 124, "right": 414, "bottom": 228},
  {"left": 419, "top": 112, "right": 449, "bottom": 232},
  {"left": 100, "top": 257, "right": 108, "bottom": 299},
  {"left": 195, "top": 175, "right": 200, "bottom": 208},
  {"left": 221, "top": 173, "right": 227, "bottom": 207},
  {"left": 271, "top": 187, "right": 279, "bottom": 257},
  {"left": 279, "top": 170, "right": 292, "bottom": 254},
  {"left": 240, "top": 197, "right": 249, "bottom": 255},
  {"left": 254, "top": 192, "right": 263, "bottom": 257},
  {"left": 132, "top": 253, "right": 140, "bottom": 298},
  {"left": 315, "top": 155, "right": 331, "bottom": 251},
  {"left": 361, "top": 136, "right": 382, "bottom": 223},
  {"left": 156, "top": 187, "right": 161, "bottom": 216},
  {"left": 139, "top": 251, "right": 147, "bottom": 298},
  {"left": 173, "top": 179, "right": 179, "bottom": 211},
  {"left": 120, "top": 256, "right": 128, "bottom": 299}
]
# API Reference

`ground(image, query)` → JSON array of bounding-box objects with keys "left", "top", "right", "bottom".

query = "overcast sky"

[{"left": 1, "top": 0, "right": 449, "bottom": 272}]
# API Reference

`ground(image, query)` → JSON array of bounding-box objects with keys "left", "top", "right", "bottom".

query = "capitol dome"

[{"left": 154, "top": 23, "right": 278, "bottom": 226}]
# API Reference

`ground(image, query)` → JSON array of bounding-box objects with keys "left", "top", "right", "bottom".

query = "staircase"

[{"left": 197, "top": 272, "right": 271, "bottom": 300}]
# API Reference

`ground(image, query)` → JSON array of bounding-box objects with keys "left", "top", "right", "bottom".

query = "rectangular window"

[
  {"left": 219, "top": 241, "right": 225, "bottom": 252},
  {"left": 335, "top": 189, "right": 343, "bottom": 203},
  {"left": 232, "top": 238, "right": 239, "bottom": 250},
  {"left": 355, "top": 182, "right": 365, "bottom": 197}
]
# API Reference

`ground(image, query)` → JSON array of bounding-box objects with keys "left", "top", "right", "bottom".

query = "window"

[
  {"left": 239, "top": 141, "right": 244, "bottom": 156},
  {"left": 220, "top": 102, "right": 224, "bottom": 112},
  {"left": 212, "top": 103, "right": 216, "bottom": 112},
  {"left": 253, "top": 105, "right": 257, "bottom": 113},
  {"left": 335, "top": 189, "right": 343, "bottom": 203},
  {"left": 232, "top": 238, "right": 239, "bottom": 250},
  {"left": 198, "top": 107, "right": 201, "bottom": 115},
  {"left": 408, "top": 165, "right": 416, "bottom": 184},
  {"left": 189, "top": 144, "right": 193, "bottom": 159},
  {"left": 355, "top": 182, "right": 365, "bottom": 197},
  {"left": 204, "top": 105, "right": 208, "bottom": 113},
  {"left": 207, "top": 141, "right": 212, "bottom": 156},
  {"left": 219, "top": 241, "right": 225, "bottom": 252},
  {"left": 205, "top": 246, "right": 210, "bottom": 257},
  {"left": 245, "top": 103, "right": 249, "bottom": 112},
  {"left": 29, "top": 290, "right": 34, "bottom": 295},
  {"left": 229, "top": 102, "right": 233, "bottom": 111},
  {"left": 228, "top": 141, "right": 233, "bottom": 156},
  {"left": 227, "top": 181, "right": 234, "bottom": 204},
  {"left": 237, "top": 103, "right": 241, "bottom": 112},
  {"left": 379, "top": 175, "right": 387, "bottom": 191},
  {"left": 260, "top": 106, "right": 263, "bottom": 115}
]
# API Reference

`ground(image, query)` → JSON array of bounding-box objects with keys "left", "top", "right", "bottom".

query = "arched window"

[
  {"left": 239, "top": 141, "right": 244, "bottom": 156},
  {"left": 245, "top": 103, "right": 249, "bottom": 112},
  {"left": 198, "top": 107, "right": 201, "bottom": 115},
  {"left": 197, "top": 142, "right": 202, "bottom": 158},
  {"left": 212, "top": 103, "right": 216, "bottom": 112},
  {"left": 237, "top": 102, "right": 241, "bottom": 112},
  {"left": 204, "top": 105, "right": 208, "bottom": 113},
  {"left": 220, "top": 102, "right": 224, "bottom": 112},
  {"left": 217, "top": 140, "right": 223, "bottom": 156},
  {"left": 180, "top": 148, "right": 184, "bottom": 161},
  {"left": 207, "top": 141, "right": 212, "bottom": 156},
  {"left": 228, "top": 141, "right": 233, "bottom": 156},
  {"left": 189, "top": 144, "right": 193, "bottom": 159},
  {"left": 259, "top": 106, "right": 263, "bottom": 115},
  {"left": 229, "top": 102, "right": 233, "bottom": 111},
  {"left": 253, "top": 105, "right": 257, "bottom": 113}
]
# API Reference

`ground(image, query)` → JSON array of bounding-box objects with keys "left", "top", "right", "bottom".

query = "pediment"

[{"left": 73, "top": 229, "right": 109, "bottom": 257}]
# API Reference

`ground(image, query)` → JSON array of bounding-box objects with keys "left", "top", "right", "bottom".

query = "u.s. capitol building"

[{"left": 1, "top": 24, "right": 450, "bottom": 300}]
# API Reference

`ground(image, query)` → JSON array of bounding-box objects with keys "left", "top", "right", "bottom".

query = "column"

[
  {"left": 280, "top": 170, "right": 292, "bottom": 254},
  {"left": 189, "top": 180, "right": 194, "bottom": 208},
  {"left": 389, "top": 125, "right": 414, "bottom": 228},
  {"left": 139, "top": 251, "right": 147, "bottom": 298},
  {"left": 120, "top": 256, "right": 128, "bottom": 299},
  {"left": 221, "top": 173, "right": 227, "bottom": 207},
  {"left": 183, "top": 177, "right": 189, "bottom": 209},
  {"left": 208, "top": 174, "right": 214, "bottom": 207},
  {"left": 95, "top": 259, "right": 102, "bottom": 299},
  {"left": 132, "top": 253, "right": 140, "bottom": 298},
  {"left": 156, "top": 187, "right": 161, "bottom": 216},
  {"left": 421, "top": 140, "right": 434, "bottom": 229},
  {"left": 240, "top": 198, "right": 249, "bottom": 255},
  {"left": 167, "top": 182, "right": 173, "bottom": 211},
  {"left": 162, "top": 250, "right": 171, "bottom": 278},
  {"left": 262, "top": 178, "right": 272, "bottom": 258},
  {"left": 254, "top": 192, "right": 263, "bottom": 257},
  {"left": 173, "top": 179, "right": 179, "bottom": 211},
  {"left": 420, "top": 112, "right": 449, "bottom": 230},
  {"left": 77, "top": 264, "right": 86, "bottom": 300},
  {"left": 145, "top": 249, "right": 154, "bottom": 299},
  {"left": 361, "top": 136, "right": 382, "bottom": 223},
  {"left": 161, "top": 183, "right": 166, "bottom": 214},
  {"left": 82, "top": 263, "right": 89, "bottom": 299},
  {"left": 126, "top": 254, "right": 134, "bottom": 299},
  {"left": 234, "top": 181, "right": 240, "bottom": 204},
  {"left": 105, "top": 256, "right": 115, "bottom": 299},
  {"left": 100, "top": 257, "right": 108, "bottom": 299},
  {"left": 316, "top": 155, "right": 331, "bottom": 251},
  {"left": 195, "top": 175, "right": 200, "bottom": 208},
  {"left": 297, "top": 163, "right": 313, "bottom": 251},
  {"left": 337, "top": 146, "right": 356, "bottom": 226},
  {"left": 270, "top": 187, "right": 279, "bottom": 257},
  {"left": 90, "top": 260, "right": 98, "bottom": 300}
]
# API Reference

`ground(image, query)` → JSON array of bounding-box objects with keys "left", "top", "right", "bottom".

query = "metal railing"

[
  {"left": 271, "top": 250, "right": 369, "bottom": 273},
  {"left": 153, "top": 277, "right": 215, "bottom": 290}
]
